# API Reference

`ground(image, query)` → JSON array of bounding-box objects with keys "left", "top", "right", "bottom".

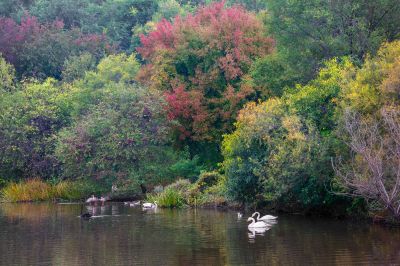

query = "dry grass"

[
  {"left": 2, "top": 179, "right": 53, "bottom": 202},
  {"left": 1, "top": 179, "right": 87, "bottom": 202}
]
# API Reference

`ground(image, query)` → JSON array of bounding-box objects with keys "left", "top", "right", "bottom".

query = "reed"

[
  {"left": 148, "top": 187, "right": 185, "bottom": 208},
  {"left": 2, "top": 179, "right": 53, "bottom": 202},
  {"left": 1, "top": 179, "right": 89, "bottom": 202}
]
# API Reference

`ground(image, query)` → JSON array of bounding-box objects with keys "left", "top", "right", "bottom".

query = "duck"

[
  {"left": 252, "top": 211, "right": 277, "bottom": 222},
  {"left": 247, "top": 217, "right": 268, "bottom": 228},
  {"left": 80, "top": 205, "right": 92, "bottom": 220},
  {"left": 142, "top": 201, "right": 157, "bottom": 209}
]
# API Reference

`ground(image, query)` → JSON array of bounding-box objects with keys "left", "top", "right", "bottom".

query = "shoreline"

[{"left": 1, "top": 199, "right": 398, "bottom": 226}]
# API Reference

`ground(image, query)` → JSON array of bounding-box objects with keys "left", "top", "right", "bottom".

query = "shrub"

[
  {"left": 148, "top": 187, "right": 185, "bottom": 208},
  {"left": 195, "top": 171, "right": 221, "bottom": 192},
  {"left": 165, "top": 179, "right": 191, "bottom": 193},
  {"left": 169, "top": 150, "right": 205, "bottom": 182}
]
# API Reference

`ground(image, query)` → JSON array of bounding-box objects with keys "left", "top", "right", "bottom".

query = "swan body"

[
  {"left": 129, "top": 201, "right": 141, "bottom": 207},
  {"left": 86, "top": 195, "right": 98, "bottom": 204},
  {"left": 247, "top": 217, "right": 268, "bottom": 228},
  {"left": 248, "top": 227, "right": 270, "bottom": 238},
  {"left": 252, "top": 212, "right": 277, "bottom": 221},
  {"left": 142, "top": 201, "right": 157, "bottom": 209},
  {"left": 99, "top": 197, "right": 107, "bottom": 205}
]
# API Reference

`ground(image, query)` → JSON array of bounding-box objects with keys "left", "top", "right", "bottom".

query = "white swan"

[
  {"left": 86, "top": 195, "right": 98, "bottom": 204},
  {"left": 247, "top": 217, "right": 268, "bottom": 228},
  {"left": 99, "top": 196, "right": 107, "bottom": 205},
  {"left": 129, "top": 201, "right": 141, "bottom": 207},
  {"left": 248, "top": 227, "right": 270, "bottom": 238},
  {"left": 252, "top": 212, "right": 277, "bottom": 221},
  {"left": 142, "top": 201, "right": 157, "bottom": 209}
]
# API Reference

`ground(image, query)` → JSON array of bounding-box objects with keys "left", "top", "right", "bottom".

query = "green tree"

[
  {"left": 222, "top": 58, "right": 353, "bottom": 211},
  {"left": 262, "top": 0, "right": 400, "bottom": 92},
  {"left": 55, "top": 84, "right": 175, "bottom": 187},
  {"left": 0, "top": 79, "right": 73, "bottom": 180},
  {"left": 62, "top": 53, "right": 97, "bottom": 83},
  {"left": 0, "top": 55, "right": 16, "bottom": 93}
]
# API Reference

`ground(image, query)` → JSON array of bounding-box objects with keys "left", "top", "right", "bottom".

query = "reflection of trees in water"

[
  {"left": 0, "top": 204, "right": 399, "bottom": 265},
  {"left": 0, "top": 203, "right": 71, "bottom": 222},
  {"left": 225, "top": 216, "right": 400, "bottom": 265}
]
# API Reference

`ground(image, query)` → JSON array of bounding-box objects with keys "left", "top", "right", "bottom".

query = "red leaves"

[
  {"left": 138, "top": 19, "right": 176, "bottom": 59},
  {"left": 137, "top": 1, "right": 274, "bottom": 142},
  {"left": 0, "top": 14, "right": 110, "bottom": 78}
]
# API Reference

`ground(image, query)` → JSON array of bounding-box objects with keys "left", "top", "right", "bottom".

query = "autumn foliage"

[
  {"left": 0, "top": 14, "right": 111, "bottom": 79},
  {"left": 137, "top": 1, "right": 274, "bottom": 142}
]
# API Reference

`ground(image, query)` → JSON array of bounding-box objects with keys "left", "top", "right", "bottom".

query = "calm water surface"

[{"left": 0, "top": 203, "right": 399, "bottom": 265}]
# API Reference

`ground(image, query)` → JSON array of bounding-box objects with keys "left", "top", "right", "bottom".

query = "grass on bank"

[
  {"left": 147, "top": 171, "right": 228, "bottom": 208},
  {"left": 1, "top": 178, "right": 104, "bottom": 202}
]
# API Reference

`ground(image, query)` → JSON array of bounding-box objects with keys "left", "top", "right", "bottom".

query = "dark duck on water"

[{"left": 80, "top": 204, "right": 92, "bottom": 219}]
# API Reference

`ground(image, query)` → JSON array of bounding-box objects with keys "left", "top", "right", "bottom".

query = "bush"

[
  {"left": 169, "top": 153, "right": 205, "bottom": 182},
  {"left": 165, "top": 179, "right": 191, "bottom": 193},
  {"left": 148, "top": 187, "right": 185, "bottom": 208},
  {"left": 195, "top": 171, "right": 221, "bottom": 192}
]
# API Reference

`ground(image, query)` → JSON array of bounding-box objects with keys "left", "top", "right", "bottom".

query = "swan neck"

[{"left": 252, "top": 212, "right": 260, "bottom": 219}]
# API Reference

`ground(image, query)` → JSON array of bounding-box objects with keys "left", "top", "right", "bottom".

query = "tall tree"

[{"left": 137, "top": 1, "right": 274, "bottom": 161}]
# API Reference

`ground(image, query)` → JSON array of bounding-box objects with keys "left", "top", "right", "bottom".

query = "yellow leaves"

[
  {"left": 379, "top": 55, "right": 400, "bottom": 106},
  {"left": 95, "top": 53, "right": 140, "bottom": 84},
  {"left": 340, "top": 41, "right": 400, "bottom": 114},
  {"left": 282, "top": 116, "right": 305, "bottom": 141}
]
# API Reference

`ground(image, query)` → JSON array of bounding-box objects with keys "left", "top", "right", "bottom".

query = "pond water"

[{"left": 0, "top": 203, "right": 399, "bottom": 265}]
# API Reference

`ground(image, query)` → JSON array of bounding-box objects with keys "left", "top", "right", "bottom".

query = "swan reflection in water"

[
  {"left": 247, "top": 220, "right": 277, "bottom": 242},
  {"left": 248, "top": 226, "right": 270, "bottom": 238}
]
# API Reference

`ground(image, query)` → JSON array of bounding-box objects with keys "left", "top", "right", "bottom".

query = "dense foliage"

[
  {"left": 222, "top": 64, "right": 344, "bottom": 210},
  {"left": 334, "top": 41, "right": 400, "bottom": 219},
  {"left": 0, "top": 1, "right": 399, "bottom": 221},
  {"left": 255, "top": 0, "right": 400, "bottom": 93},
  {"left": 0, "top": 15, "right": 110, "bottom": 79},
  {"left": 137, "top": 2, "right": 274, "bottom": 148}
]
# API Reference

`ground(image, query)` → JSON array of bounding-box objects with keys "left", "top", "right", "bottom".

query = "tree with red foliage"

[
  {"left": 137, "top": 1, "right": 274, "bottom": 147},
  {"left": 0, "top": 14, "right": 111, "bottom": 79}
]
